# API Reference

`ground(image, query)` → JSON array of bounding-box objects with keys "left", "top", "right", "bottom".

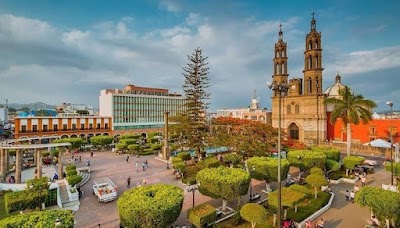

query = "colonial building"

[
  {"left": 271, "top": 15, "right": 326, "bottom": 145},
  {"left": 216, "top": 90, "right": 272, "bottom": 124},
  {"left": 99, "top": 84, "right": 186, "bottom": 135}
]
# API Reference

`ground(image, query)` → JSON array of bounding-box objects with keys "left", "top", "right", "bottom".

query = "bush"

[
  {"left": 0, "top": 210, "right": 74, "bottom": 227},
  {"left": 139, "top": 149, "right": 156, "bottom": 156},
  {"left": 311, "top": 146, "right": 341, "bottom": 162},
  {"left": 240, "top": 203, "right": 268, "bottom": 227},
  {"left": 223, "top": 153, "right": 241, "bottom": 165},
  {"left": 173, "top": 162, "right": 186, "bottom": 173},
  {"left": 385, "top": 162, "right": 400, "bottom": 176},
  {"left": 26, "top": 177, "right": 49, "bottom": 191},
  {"left": 54, "top": 138, "right": 82, "bottom": 149},
  {"left": 65, "top": 165, "right": 76, "bottom": 172},
  {"left": 310, "top": 167, "right": 324, "bottom": 176},
  {"left": 41, "top": 151, "right": 50, "bottom": 157},
  {"left": 116, "top": 143, "right": 128, "bottom": 151},
  {"left": 127, "top": 144, "right": 140, "bottom": 151},
  {"left": 177, "top": 152, "right": 191, "bottom": 161},
  {"left": 150, "top": 144, "right": 162, "bottom": 150},
  {"left": 66, "top": 170, "right": 78, "bottom": 176},
  {"left": 287, "top": 150, "right": 326, "bottom": 170},
  {"left": 118, "top": 184, "right": 184, "bottom": 228},
  {"left": 188, "top": 203, "right": 216, "bottom": 228},
  {"left": 120, "top": 134, "right": 140, "bottom": 139},
  {"left": 150, "top": 138, "right": 159, "bottom": 144},
  {"left": 247, "top": 156, "right": 290, "bottom": 182},
  {"left": 196, "top": 157, "right": 222, "bottom": 170},
  {"left": 325, "top": 159, "right": 341, "bottom": 171},
  {"left": 67, "top": 175, "right": 82, "bottom": 187},
  {"left": 5, "top": 190, "right": 48, "bottom": 213},
  {"left": 289, "top": 184, "right": 312, "bottom": 197},
  {"left": 343, "top": 156, "right": 365, "bottom": 170},
  {"left": 286, "top": 192, "right": 331, "bottom": 222},
  {"left": 120, "top": 138, "right": 137, "bottom": 145},
  {"left": 172, "top": 157, "right": 183, "bottom": 164}
]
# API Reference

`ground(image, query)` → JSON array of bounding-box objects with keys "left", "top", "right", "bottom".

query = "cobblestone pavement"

[{"left": 73, "top": 152, "right": 392, "bottom": 228}]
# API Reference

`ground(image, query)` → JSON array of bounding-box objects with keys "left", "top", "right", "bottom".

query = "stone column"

[
  {"left": 0, "top": 149, "right": 5, "bottom": 182},
  {"left": 15, "top": 149, "right": 22, "bottom": 184},
  {"left": 36, "top": 149, "right": 42, "bottom": 178}
]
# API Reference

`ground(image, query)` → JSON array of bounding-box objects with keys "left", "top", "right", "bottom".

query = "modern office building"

[
  {"left": 99, "top": 84, "right": 186, "bottom": 134},
  {"left": 13, "top": 116, "right": 112, "bottom": 141},
  {"left": 216, "top": 90, "right": 272, "bottom": 124},
  {"left": 0, "top": 107, "right": 8, "bottom": 124}
]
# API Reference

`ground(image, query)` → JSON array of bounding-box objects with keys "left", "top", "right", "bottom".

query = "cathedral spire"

[
  {"left": 311, "top": 12, "right": 317, "bottom": 31},
  {"left": 278, "top": 23, "right": 283, "bottom": 40}
]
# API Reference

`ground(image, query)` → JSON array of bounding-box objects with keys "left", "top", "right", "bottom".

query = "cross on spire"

[{"left": 278, "top": 23, "right": 283, "bottom": 40}]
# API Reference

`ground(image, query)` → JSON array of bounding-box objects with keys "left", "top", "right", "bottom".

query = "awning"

[{"left": 363, "top": 139, "right": 392, "bottom": 148}]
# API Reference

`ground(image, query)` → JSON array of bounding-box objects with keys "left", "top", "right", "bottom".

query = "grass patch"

[
  {"left": 182, "top": 165, "right": 200, "bottom": 185},
  {"left": 286, "top": 191, "right": 331, "bottom": 222}
]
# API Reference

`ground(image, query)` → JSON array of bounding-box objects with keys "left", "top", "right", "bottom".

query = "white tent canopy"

[{"left": 363, "top": 139, "right": 392, "bottom": 148}]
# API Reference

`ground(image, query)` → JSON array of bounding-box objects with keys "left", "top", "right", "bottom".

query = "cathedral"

[{"left": 270, "top": 14, "right": 344, "bottom": 145}]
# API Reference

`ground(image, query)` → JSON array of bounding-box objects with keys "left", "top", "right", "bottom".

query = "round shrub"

[
  {"left": 172, "top": 157, "right": 183, "bottom": 164},
  {"left": 196, "top": 157, "right": 222, "bottom": 170},
  {"left": 287, "top": 150, "right": 326, "bottom": 170},
  {"left": 119, "top": 138, "right": 137, "bottom": 145},
  {"left": 325, "top": 159, "right": 341, "bottom": 171},
  {"left": 67, "top": 170, "right": 78, "bottom": 176},
  {"left": 240, "top": 203, "right": 268, "bottom": 227},
  {"left": 67, "top": 175, "right": 82, "bottom": 187},
  {"left": 127, "top": 144, "right": 140, "bottom": 151},
  {"left": 310, "top": 167, "right": 324, "bottom": 176},
  {"left": 247, "top": 156, "right": 290, "bottom": 182},
  {"left": 223, "top": 153, "right": 241, "bottom": 165},
  {"left": 311, "top": 146, "right": 341, "bottom": 161},
  {"left": 118, "top": 184, "right": 184, "bottom": 228},
  {"left": 188, "top": 203, "right": 216, "bottom": 228},
  {"left": 0, "top": 210, "right": 74, "bottom": 227},
  {"left": 177, "top": 152, "right": 191, "bottom": 161},
  {"left": 343, "top": 156, "right": 365, "bottom": 170},
  {"left": 289, "top": 184, "right": 312, "bottom": 197},
  {"left": 65, "top": 165, "right": 76, "bottom": 172}
]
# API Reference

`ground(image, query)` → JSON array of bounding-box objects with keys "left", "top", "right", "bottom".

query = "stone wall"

[{"left": 320, "top": 141, "right": 390, "bottom": 158}]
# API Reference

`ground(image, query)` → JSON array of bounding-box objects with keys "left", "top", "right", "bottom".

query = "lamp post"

[
  {"left": 187, "top": 181, "right": 200, "bottom": 208},
  {"left": 386, "top": 101, "right": 394, "bottom": 185},
  {"left": 247, "top": 165, "right": 255, "bottom": 201},
  {"left": 268, "top": 81, "right": 289, "bottom": 227}
]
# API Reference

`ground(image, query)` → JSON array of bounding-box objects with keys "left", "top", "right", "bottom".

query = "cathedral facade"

[{"left": 271, "top": 15, "right": 327, "bottom": 145}]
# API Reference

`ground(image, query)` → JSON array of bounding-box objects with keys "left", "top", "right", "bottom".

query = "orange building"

[
  {"left": 14, "top": 116, "right": 112, "bottom": 142},
  {"left": 329, "top": 117, "right": 400, "bottom": 144}
]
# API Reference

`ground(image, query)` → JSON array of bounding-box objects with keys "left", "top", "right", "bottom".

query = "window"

[
  {"left": 295, "top": 105, "right": 300, "bottom": 114},
  {"left": 21, "top": 125, "right": 27, "bottom": 132},
  {"left": 81, "top": 124, "right": 85, "bottom": 130},
  {"left": 308, "top": 56, "right": 312, "bottom": 69},
  {"left": 97, "top": 123, "right": 101, "bottom": 129},
  {"left": 32, "top": 125, "right": 38, "bottom": 132},
  {"left": 308, "top": 78, "right": 312, "bottom": 94},
  {"left": 72, "top": 124, "right": 77, "bottom": 130},
  {"left": 250, "top": 116, "right": 257, "bottom": 121},
  {"left": 43, "top": 125, "right": 48, "bottom": 132},
  {"left": 53, "top": 125, "right": 58, "bottom": 131},
  {"left": 63, "top": 124, "right": 67, "bottom": 130},
  {"left": 105, "top": 123, "right": 109, "bottom": 129},
  {"left": 369, "top": 127, "right": 376, "bottom": 135},
  {"left": 89, "top": 124, "right": 93, "bottom": 130},
  {"left": 287, "top": 105, "right": 291, "bottom": 114}
]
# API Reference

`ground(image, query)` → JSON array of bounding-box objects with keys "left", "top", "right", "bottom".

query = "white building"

[
  {"left": 0, "top": 107, "right": 8, "bottom": 124},
  {"left": 99, "top": 84, "right": 186, "bottom": 133},
  {"left": 56, "top": 103, "right": 96, "bottom": 116}
]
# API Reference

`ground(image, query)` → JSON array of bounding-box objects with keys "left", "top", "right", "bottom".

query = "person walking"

[
  {"left": 79, "top": 156, "right": 82, "bottom": 163},
  {"left": 350, "top": 191, "right": 355, "bottom": 203},
  {"left": 91, "top": 151, "right": 94, "bottom": 157},
  {"left": 127, "top": 176, "right": 131, "bottom": 188},
  {"left": 142, "top": 161, "right": 146, "bottom": 171},
  {"left": 361, "top": 175, "right": 366, "bottom": 187},
  {"left": 136, "top": 161, "right": 139, "bottom": 172},
  {"left": 145, "top": 159, "right": 149, "bottom": 168},
  {"left": 126, "top": 155, "right": 130, "bottom": 163},
  {"left": 345, "top": 190, "right": 350, "bottom": 202}
]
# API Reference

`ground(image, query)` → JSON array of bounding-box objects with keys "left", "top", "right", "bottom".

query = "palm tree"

[{"left": 325, "top": 86, "right": 376, "bottom": 156}]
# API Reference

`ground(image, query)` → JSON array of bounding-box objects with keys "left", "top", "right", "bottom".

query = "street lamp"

[
  {"left": 267, "top": 81, "right": 289, "bottom": 227},
  {"left": 386, "top": 101, "right": 394, "bottom": 185},
  {"left": 187, "top": 181, "right": 200, "bottom": 208},
  {"left": 247, "top": 165, "right": 255, "bottom": 201}
]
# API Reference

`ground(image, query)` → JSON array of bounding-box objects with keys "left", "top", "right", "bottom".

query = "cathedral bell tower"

[
  {"left": 272, "top": 24, "right": 289, "bottom": 97},
  {"left": 303, "top": 13, "right": 323, "bottom": 95}
]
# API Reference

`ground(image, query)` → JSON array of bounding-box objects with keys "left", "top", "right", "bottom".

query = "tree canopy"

[
  {"left": 305, "top": 174, "right": 328, "bottom": 199},
  {"left": 287, "top": 150, "right": 326, "bottom": 170},
  {"left": 90, "top": 135, "right": 113, "bottom": 147},
  {"left": 247, "top": 156, "right": 290, "bottom": 182},
  {"left": 0, "top": 210, "right": 74, "bottom": 228},
  {"left": 324, "top": 86, "right": 376, "bottom": 156},
  {"left": 240, "top": 203, "right": 268, "bottom": 228}
]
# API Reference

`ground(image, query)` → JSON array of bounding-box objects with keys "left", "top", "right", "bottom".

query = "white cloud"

[{"left": 159, "top": 0, "right": 181, "bottom": 12}]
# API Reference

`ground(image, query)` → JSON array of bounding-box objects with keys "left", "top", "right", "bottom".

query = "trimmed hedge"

[
  {"left": 247, "top": 156, "right": 290, "bottom": 182},
  {"left": 150, "top": 144, "right": 162, "bottom": 150},
  {"left": 26, "top": 177, "right": 49, "bottom": 191},
  {"left": 54, "top": 138, "right": 82, "bottom": 149},
  {"left": 309, "top": 167, "right": 324, "bottom": 176},
  {"left": 287, "top": 150, "right": 326, "bottom": 170},
  {"left": 5, "top": 190, "right": 48, "bottom": 213},
  {"left": 196, "top": 157, "right": 222, "bottom": 170},
  {"left": 188, "top": 203, "right": 216, "bottom": 228},
  {"left": 120, "top": 134, "right": 140, "bottom": 139},
  {"left": 120, "top": 138, "right": 137, "bottom": 145},
  {"left": 343, "top": 156, "right": 365, "bottom": 170},
  {"left": 172, "top": 157, "right": 183, "bottom": 164},
  {"left": 311, "top": 146, "right": 341, "bottom": 162},
  {"left": 177, "top": 152, "right": 192, "bottom": 161},
  {"left": 150, "top": 138, "right": 159, "bottom": 144},
  {"left": 67, "top": 175, "right": 82, "bottom": 187},
  {"left": 118, "top": 184, "right": 184, "bottom": 228},
  {"left": 289, "top": 184, "right": 312, "bottom": 197},
  {"left": 65, "top": 165, "right": 76, "bottom": 172},
  {"left": 240, "top": 203, "right": 268, "bottom": 227},
  {"left": 385, "top": 162, "right": 400, "bottom": 176},
  {"left": 223, "top": 153, "right": 241, "bottom": 165},
  {"left": 325, "top": 159, "right": 340, "bottom": 171},
  {"left": 0, "top": 210, "right": 74, "bottom": 227},
  {"left": 66, "top": 170, "right": 78, "bottom": 176}
]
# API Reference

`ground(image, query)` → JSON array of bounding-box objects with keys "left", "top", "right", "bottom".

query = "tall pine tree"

[{"left": 182, "top": 47, "right": 210, "bottom": 158}]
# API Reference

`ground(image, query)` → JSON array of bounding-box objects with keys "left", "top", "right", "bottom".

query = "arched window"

[
  {"left": 316, "top": 55, "right": 319, "bottom": 68},
  {"left": 287, "top": 105, "right": 291, "bottom": 114},
  {"left": 309, "top": 55, "right": 313, "bottom": 69},
  {"left": 282, "top": 50, "right": 285, "bottom": 57},
  {"left": 295, "top": 104, "right": 300, "bottom": 114},
  {"left": 277, "top": 51, "right": 280, "bottom": 58},
  {"left": 309, "top": 41, "right": 312, "bottom": 50},
  {"left": 315, "top": 41, "right": 319, "bottom": 49},
  {"left": 308, "top": 78, "right": 312, "bottom": 94},
  {"left": 281, "top": 64, "right": 284, "bottom": 74}
]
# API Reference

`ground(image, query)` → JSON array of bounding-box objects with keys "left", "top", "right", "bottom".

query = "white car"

[{"left": 92, "top": 178, "right": 118, "bottom": 202}]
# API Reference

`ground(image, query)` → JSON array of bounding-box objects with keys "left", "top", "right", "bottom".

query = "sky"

[{"left": 0, "top": 0, "right": 399, "bottom": 112}]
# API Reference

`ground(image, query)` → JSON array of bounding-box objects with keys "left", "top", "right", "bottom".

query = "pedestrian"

[
  {"left": 145, "top": 159, "right": 149, "bottom": 168},
  {"left": 361, "top": 176, "right": 366, "bottom": 187},
  {"left": 127, "top": 176, "right": 131, "bottom": 188},
  {"left": 136, "top": 161, "right": 139, "bottom": 172},
  {"left": 315, "top": 217, "right": 324, "bottom": 228},
  {"left": 79, "top": 156, "right": 82, "bottom": 162},
  {"left": 126, "top": 155, "right": 130, "bottom": 163},
  {"left": 86, "top": 159, "right": 91, "bottom": 167},
  {"left": 91, "top": 151, "right": 94, "bottom": 157},
  {"left": 305, "top": 220, "right": 313, "bottom": 228},
  {"left": 345, "top": 190, "right": 350, "bottom": 202},
  {"left": 142, "top": 161, "right": 146, "bottom": 171},
  {"left": 354, "top": 185, "right": 360, "bottom": 192},
  {"left": 350, "top": 191, "right": 355, "bottom": 203}
]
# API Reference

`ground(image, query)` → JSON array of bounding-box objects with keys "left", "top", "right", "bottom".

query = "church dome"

[{"left": 324, "top": 74, "right": 347, "bottom": 98}]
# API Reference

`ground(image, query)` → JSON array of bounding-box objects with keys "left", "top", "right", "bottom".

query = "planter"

[
  {"left": 329, "top": 176, "right": 359, "bottom": 185},
  {"left": 64, "top": 179, "right": 79, "bottom": 202},
  {"left": 296, "top": 192, "right": 335, "bottom": 228}
]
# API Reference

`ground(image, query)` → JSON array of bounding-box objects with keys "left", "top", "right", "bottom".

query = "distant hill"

[{"left": 0, "top": 102, "right": 55, "bottom": 110}]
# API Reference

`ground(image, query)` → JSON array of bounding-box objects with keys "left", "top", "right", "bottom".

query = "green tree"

[
  {"left": 287, "top": 150, "right": 326, "bottom": 171},
  {"left": 269, "top": 187, "right": 306, "bottom": 217},
  {"left": 90, "top": 135, "right": 113, "bottom": 149},
  {"left": 0, "top": 210, "right": 74, "bottom": 227},
  {"left": 305, "top": 174, "right": 328, "bottom": 199},
  {"left": 118, "top": 184, "right": 184, "bottom": 228},
  {"left": 240, "top": 203, "right": 268, "bottom": 228},
  {"left": 343, "top": 156, "right": 365, "bottom": 171},
  {"left": 182, "top": 47, "right": 210, "bottom": 158},
  {"left": 196, "top": 167, "right": 250, "bottom": 211},
  {"left": 324, "top": 86, "right": 376, "bottom": 156},
  {"left": 247, "top": 156, "right": 290, "bottom": 191},
  {"left": 223, "top": 153, "right": 241, "bottom": 167},
  {"left": 309, "top": 167, "right": 324, "bottom": 176},
  {"left": 54, "top": 138, "right": 83, "bottom": 149},
  {"left": 188, "top": 203, "right": 216, "bottom": 228}
]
